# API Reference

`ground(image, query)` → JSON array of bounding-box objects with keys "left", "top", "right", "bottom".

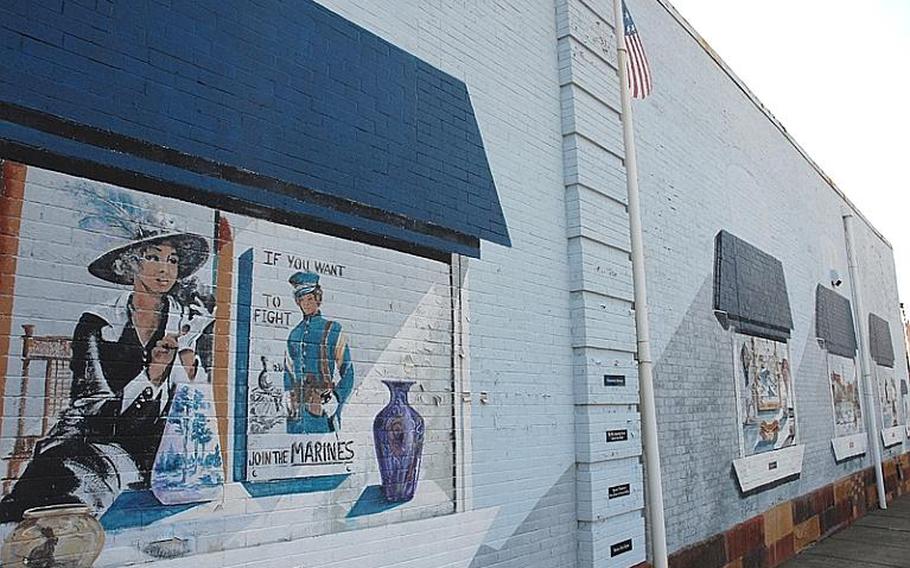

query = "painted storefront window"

[
  {"left": 0, "top": 165, "right": 457, "bottom": 564},
  {"left": 733, "top": 334, "right": 797, "bottom": 456},
  {"left": 827, "top": 354, "right": 862, "bottom": 438},
  {"left": 878, "top": 368, "right": 902, "bottom": 429},
  {"left": 903, "top": 379, "right": 910, "bottom": 437}
]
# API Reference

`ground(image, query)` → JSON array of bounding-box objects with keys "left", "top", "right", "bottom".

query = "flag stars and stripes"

[{"left": 622, "top": 1, "right": 652, "bottom": 99}]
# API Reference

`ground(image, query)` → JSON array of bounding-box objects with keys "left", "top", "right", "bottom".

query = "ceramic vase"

[
  {"left": 373, "top": 380, "right": 425, "bottom": 502},
  {"left": 1, "top": 504, "right": 105, "bottom": 568}
]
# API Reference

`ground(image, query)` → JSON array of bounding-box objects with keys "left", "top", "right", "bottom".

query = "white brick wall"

[
  {"left": 316, "top": 1, "right": 581, "bottom": 566},
  {"left": 629, "top": 0, "right": 909, "bottom": 554},
  {"left": 1, "top": 1, "right": 906, "bottom": 567}
]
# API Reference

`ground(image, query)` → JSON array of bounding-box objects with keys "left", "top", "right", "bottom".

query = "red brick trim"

[
  {"left": 0, "top": 161, "right": 27, "bottom": 423},
  {"left": 635, "top": 454, "right": 910, "bottom": 568}
]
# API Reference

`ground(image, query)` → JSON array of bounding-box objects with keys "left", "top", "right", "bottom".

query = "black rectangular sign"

[
  {"left": 606, "top": 429, "right": 629, "bottom": 443},
  {"left": 603, "top": 374, "right": 626, "bottom": 387},
  {"left": 608, "top": 484, "right": 631, "bottom": 499},
  {"left": 610, "top": 539, "right": 633, "bottom": 557}
]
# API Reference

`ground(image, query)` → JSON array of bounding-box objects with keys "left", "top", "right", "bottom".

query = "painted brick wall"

[
  {"left": 1, "top": 1, "right": 908, "bottom": 567},
  {"left": 311, "top": 3, "right": 582, "bottom": 565},
  {"left": 1, "top": 1, "right": 581, "bottom": 567},
  {"left": 628, "top": 0, "right": 909, "bottom": 555}
]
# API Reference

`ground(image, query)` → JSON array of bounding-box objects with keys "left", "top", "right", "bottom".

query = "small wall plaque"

[
  {"left": 610, "top": 539, "right": 633, "bottom": 557},
  {"left": 733, "top": 444, "right": 805, "bottom": 493},
  {"left": 608, "top": 483, "right": 631, "bottom": 499},
  {"left": 831, "top": 434, "right": 866, "bottom": 461},
  {"left": 606, "top": 429, "right": 629, "bottom": 443},
  {"left": 603, "top": 374, "right": 626, "bottom": 387}
]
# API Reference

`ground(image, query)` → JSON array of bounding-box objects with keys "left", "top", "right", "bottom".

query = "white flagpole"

[{"left": 611, "top": 1, "right": 669, "bottom": 566}]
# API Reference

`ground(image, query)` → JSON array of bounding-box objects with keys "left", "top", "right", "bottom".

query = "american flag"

[{"left": 622, "top": 1, "right": 652, "bottom": 99}]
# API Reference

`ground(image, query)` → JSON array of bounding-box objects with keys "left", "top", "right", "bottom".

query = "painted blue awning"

[
  {"left": 713, "top": 230, "right": 793, "bottom": 341},
  {"left": 869, "top": 313, "right": 895, "bottom": 368},
  {"left": 815, "top": 285, "right": 857, "bottom": 359},
  {"left": 0, "top": 0, "right": 509, "bottom": 258}
]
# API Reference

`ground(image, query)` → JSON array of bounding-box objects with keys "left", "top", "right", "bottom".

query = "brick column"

[{"left": 554, "top": 1, "right": 648, "bottom": 566}]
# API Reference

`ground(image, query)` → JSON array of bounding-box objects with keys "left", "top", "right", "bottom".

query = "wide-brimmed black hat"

[{"left": 88, "top": 231, "right": 210, "bottom": 285}]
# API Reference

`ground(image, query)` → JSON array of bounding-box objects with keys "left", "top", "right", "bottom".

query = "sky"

[{"left": 664, "top": 0, "right": 910, "bottom": 311}]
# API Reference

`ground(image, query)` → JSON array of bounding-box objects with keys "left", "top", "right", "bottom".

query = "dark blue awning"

[
  {"left": 815, "top": 285, "right": 857, "bottom": 359},
  {"left": 0, "top": 0, "right": 509, "bottom": 258},
  {"left": 869, "top": 313, "right": 895, "bottom": 368},
  {"left": 713, "top": 230, "right": 793, "bottom": 341}
]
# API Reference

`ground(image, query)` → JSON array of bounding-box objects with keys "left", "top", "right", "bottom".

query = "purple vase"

[{"left": 373, "top": 380, "right": 425, "bottom": 502}]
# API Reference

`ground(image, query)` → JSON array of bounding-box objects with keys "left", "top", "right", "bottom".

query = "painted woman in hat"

[{"left": 0, "top": 228, "right": 214, "bottom": 523}]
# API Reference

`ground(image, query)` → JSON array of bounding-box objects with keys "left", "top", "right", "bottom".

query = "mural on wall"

[
  {"left": 0, "top": 172, "right": 220, "bottom": 528},
  {"left": 733, "top": 334, "right": 797, "bottom": 456},
  {"left": 878, "top": 369, "right": 901, "bottom": 429},
  {"left": 712, "top": 230, "right": 803, "bottom": 492},
  {"left": 230, "top": 216, "right": 454, "bottom": 520},
  {"left": 904, "top": 379, "right": 910, "bottom": 438},
  {"left": 0, "top": 165, "right": 457, "bottom": 564},
  {"left": 827, "top": 355, "right": 862, "bottom": 438},
  {"left": 877, "top": 367, "right": 904, "bottom": 446},
  {"left": 815, "top": 284, "right": 865, "bottom": 459},
  {"left": 868, "top": 313, "right": 904, "bottom": 446}
]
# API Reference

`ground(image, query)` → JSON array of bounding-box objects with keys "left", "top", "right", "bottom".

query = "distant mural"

[
  {"left": 733, "top": 334, "right": 797, "bottom": 456},
  {"left": 712, "top": 230, "right": 799, "bottom": 472},
  {"left": 0, "top": 165, "right": 456, "bottom": 564},
  {"left": 904, "top": 379, "right": 910, "bottom": 437},
  {"left": 827, "top": 355, "right": 862, "bottom": 438},
  {"left": 878, "top": 368, "right": 902, "bottom": 429}
]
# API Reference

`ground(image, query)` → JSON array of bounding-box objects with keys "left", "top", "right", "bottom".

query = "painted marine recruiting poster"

[
  {"left": 733, "top": 333, "right": 797, "bottom": 456},
  {"left": 239, "top": 246, "right": 357, "bottom": 481},
  {"left": 228, "top": 213, "right": 456, "bottom": 526}
]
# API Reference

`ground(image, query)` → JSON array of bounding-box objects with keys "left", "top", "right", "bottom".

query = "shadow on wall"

[
  {"left": 653, "top": 274, "right": 741, "bottom": 548},
  {"left": 469, "top": 465, "right": 574, "bottom": 568}
]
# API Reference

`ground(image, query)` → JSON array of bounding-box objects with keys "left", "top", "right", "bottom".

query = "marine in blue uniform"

[{"left": 284, "top": 272, "right": 354, "bottom": 434}]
